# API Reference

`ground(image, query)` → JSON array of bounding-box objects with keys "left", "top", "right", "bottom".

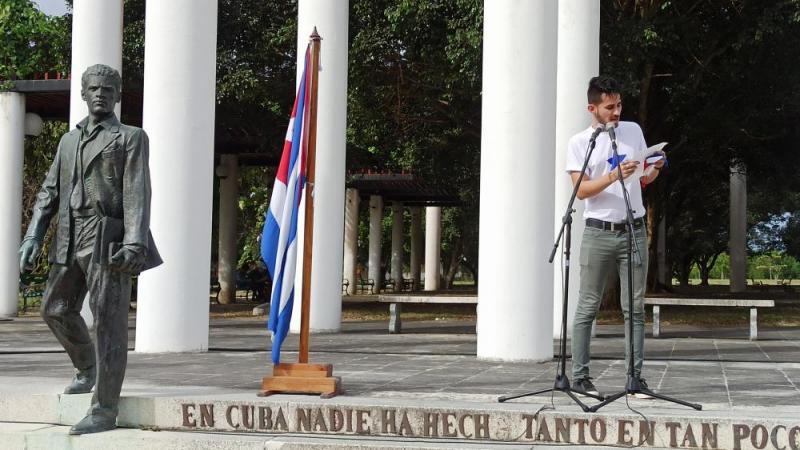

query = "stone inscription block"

[{"left": 174, "top": 401, "right": 800, "bottom": 449}]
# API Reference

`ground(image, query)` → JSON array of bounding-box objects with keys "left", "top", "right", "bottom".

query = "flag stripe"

[{"left": 261, "top": 45, "right": 312, "bottom": 364}]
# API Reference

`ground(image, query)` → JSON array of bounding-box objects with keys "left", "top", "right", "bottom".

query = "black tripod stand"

[
  {"left": 498, "top": 126, "right": 606, "bottom": 412},
  {"left": 588, "top": 124, "right": 701, "bottom": 412}
]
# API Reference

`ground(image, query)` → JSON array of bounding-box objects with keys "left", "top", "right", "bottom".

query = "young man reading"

[{"left": 565, "top": 76, "right": 665, "bottom": 398}]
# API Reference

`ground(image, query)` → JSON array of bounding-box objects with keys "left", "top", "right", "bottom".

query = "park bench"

[
  {"left": 380, "top": 278, "right": 396, "bottom": 293},
  {"left": 356, "top": 277, "right": 375, "bottom": 294},
  {"left": 19, "top": 273, "right": 47, "bottom": 312},
  {"left": 644, "top": 297, "right": 775, "bottom": 341},
  {"left": 377, "top": 294, "right": 477, "bottom": 333},
  {"left": 210, "top": 278, "right": 220, "bottom": 302},
  {"left": 380, "top": 278, "right": 416, "bottom": 293}
]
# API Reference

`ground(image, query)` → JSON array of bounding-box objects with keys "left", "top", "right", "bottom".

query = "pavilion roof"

[
  {"left": 347, "top": 173, "right": 461, "bottom": 207},
  {"left": 8, "top": 78, "right": 280, "bottom": 166}
]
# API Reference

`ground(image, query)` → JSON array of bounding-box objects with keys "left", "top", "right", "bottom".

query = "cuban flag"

[{"left": 261, "top": 45, "right": 311, "bottom": 364}]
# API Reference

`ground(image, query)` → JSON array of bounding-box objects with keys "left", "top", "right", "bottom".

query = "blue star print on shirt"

[{"left": 607, "top": 154, "right": 627, "bottom": 170}]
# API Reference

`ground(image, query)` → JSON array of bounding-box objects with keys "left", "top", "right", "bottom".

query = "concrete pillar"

[
  {"left": 69, "top": 0, "right": 123, "bottom": 127},
  {"left": 342, "top": 188, "right": 359, "bottom": 295},
  {"left": 136, "top": 0, "right": 218, "bottom": 352},
  {"left": 216, "top": 154, "right": 239, "bottom": 304},
  {"left": 424, "top": 206, "right": 441, "bottom": 291},
  {"left": 409, "top": 207, "right": 423, "bottom": 290},
  {"left": 70, "top": 0, "right": 123, "bottom": 328},
  {"left": 390, "top": 202, "right": 404, "bottom": 291},
  {"left": 730, "top": 163, "right": 747, "bottom": 293},
  {"left": 368, "top": 195, "right": 384, "bottom": 290},
  {"left": 552, "top": 0, "right": 600, "bottom": 337},
  {"left": 0, "top": 93, "right": 25, "bottom": 318},
  {"left": 477, "top": 0, "right": 558, "bottom": 361},
  {"left": 289, "top": 0, "right": 349, "bottom": 333}
]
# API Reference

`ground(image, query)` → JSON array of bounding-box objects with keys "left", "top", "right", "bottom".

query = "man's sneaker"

[
  {"left": 573, "top": 377, "right": 601, "bottom": 397},
  {"left": 632, "top": 378, "right": 654, "bottom": 399}
]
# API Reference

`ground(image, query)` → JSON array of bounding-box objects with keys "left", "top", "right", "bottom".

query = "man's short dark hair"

[
  {"left": 81, "top": 64, "right": 122, "bottom": 92},
  {"left": 587, "top": 76, "right": 620, "bottom": 104}
]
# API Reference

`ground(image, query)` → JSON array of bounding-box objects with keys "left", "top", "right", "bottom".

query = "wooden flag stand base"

[
  {"left": 258, "top": 363, "right": 341, "bottom": 399},
  {"left": 257, "top": 30, "right": 342, "bottom": 401}
]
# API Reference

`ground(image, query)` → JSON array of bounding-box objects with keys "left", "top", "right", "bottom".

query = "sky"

[{"left": 34, "top": 0, "right": 69, "bottom": 16}]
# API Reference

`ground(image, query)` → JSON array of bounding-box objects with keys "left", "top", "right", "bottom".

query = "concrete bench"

[
  {"left": 644, "top": 297, "right": 775, "bottom": 340},
  {"left": 377, "top": 295, "right": 477, "bottom": 333}
]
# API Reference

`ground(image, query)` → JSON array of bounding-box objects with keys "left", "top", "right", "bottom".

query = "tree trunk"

[
  {"left": 678, "top": 257, "right": 692, "bottom": 286},
  {"left": 646, "top": 208, "right": 659, "bottom": 291},
  {"left": 462, "top": 261, "right": 478, "bottom": 287},
  {"left": 443, "top": 237, "right": 463, "bottom": 289},
  {"left": 699, "top": 253, "right": 720, "bottom": 287},
  {"left": 699, "top": 261, "right": 710, "bottom": 286},
  {"left": 638, "top": 63, "right": 654, "bottom": 129}
]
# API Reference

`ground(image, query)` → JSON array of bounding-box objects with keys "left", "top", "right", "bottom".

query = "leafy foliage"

[
  {"left": 348, "top": 0, "right": 482, "bottom": 283},
  {"left": 601, "top": 0, "right": 800, "bottom": 286},
  {"left": 21, "top": 121, "right": 69, "bottom": 273},
  {"left": 11, "top": 0, "right": 800, "bottom": 291},
  {"left": 0, "top": 0, "right": 70, "bottom": 83}
]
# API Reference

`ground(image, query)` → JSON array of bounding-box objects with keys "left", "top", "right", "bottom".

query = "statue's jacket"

[{"left": 25, "top": 114, "right": 161, "bottom": 271}]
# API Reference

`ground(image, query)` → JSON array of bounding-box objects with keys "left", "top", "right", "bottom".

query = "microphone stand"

[
  {"left": 588, "top": 125, "right": 701, "bottom": 412},
  {"left": 498, "top": 127, "right": 605, "bottom": 411}
]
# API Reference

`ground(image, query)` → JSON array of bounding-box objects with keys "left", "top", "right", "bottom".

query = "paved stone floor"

[{"left": 2, "top": 314, "right": 800, "bottom": 410}]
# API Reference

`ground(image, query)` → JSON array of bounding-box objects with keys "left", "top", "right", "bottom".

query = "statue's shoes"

[
  {"left": 64, "top": 367, "right": 95, "bottom": 394},
  {"left": 69, "top": 413, "right": 116, "bottom": 435}
]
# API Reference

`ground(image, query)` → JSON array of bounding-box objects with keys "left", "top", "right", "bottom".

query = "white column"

[
  {"left": 552, "top": 0, "right": 600, "bottom": 337},
  {"left": 368, "top": 195, "right": 384, "bottom": 289},
  {"left": 390, "top": 202, "right": 404, "bottom": 291},
  {"left": 70, "top": 0, "right": 123, "bottom": 328},
  {"left": 69, "top": 0, "right": 123, "bottom": 127},
  {"left": 0, "top": 93, "right": 25, "bottom": 318},
  {"left": 424, "top": 206, "right": 441, "bottom": 291},
  {"left": 409, "top": 207, "right": 422, "bottom": 290},
  {"left": 292, "top": 0, "right": 349, "bottom": 332},
  {"left": 136, "top": 0, "right": 218, "bottom": 352},
  {"left": 342, "top": 188, "right": 359, "bottom": 295},
  {"left": 730, "top": 164, "right": 747, "bottom": 293},
  {"left": 217, "top": 154, "right": 239, "bottom": 304},
  {"left": 477, "top": 0, "right": 558, "bottom": 361}
]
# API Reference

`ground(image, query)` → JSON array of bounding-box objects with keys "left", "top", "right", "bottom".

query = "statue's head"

[{"left": 80, "top": 64, "right": 122, "bottom": 118}]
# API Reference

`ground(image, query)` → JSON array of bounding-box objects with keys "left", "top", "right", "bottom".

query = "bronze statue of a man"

[{"left": 18, "top": 64, "right": 161, "bottom": 435}]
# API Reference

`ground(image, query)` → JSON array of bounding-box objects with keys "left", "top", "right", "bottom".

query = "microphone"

[
  {"left": 589, "top": 125, "right": 604, "bottom": 141},
  {"left": 604, "top": 122, "right": 616, "bottom": 142}
]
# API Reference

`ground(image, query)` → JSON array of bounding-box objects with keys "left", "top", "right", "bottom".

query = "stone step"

[
  {"left": 0, "top": 380, "right": 797, "bottom": 449},
  {"left": 0, "top": 422, "right": 538, "bottom": 450}
]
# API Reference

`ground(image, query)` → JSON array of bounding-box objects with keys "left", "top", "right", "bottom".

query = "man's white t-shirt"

[{"left": 565, "top": 121, "right": 647, "bottom": 222}]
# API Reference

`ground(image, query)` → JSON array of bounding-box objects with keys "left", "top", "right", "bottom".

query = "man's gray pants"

[
  {"left": 571, "top": 225, "right": 648, "bottom": 381},
  {"left": 40, "top": 215, "right": 131, "bottom": 420}
]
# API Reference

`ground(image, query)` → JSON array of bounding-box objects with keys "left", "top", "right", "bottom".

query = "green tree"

[
  {"left": 783, "top": 213, "right": 800, "bottom": 263},
  {"left": 2, "top": 1, "right": 71, "bottom": 272},
  {"left": 347, "top": 0, "right": 483, "bottom": 285},
  {"left": 0, "top": 0, "right": 70, "bottom": 83},
  {"left": 601, "top": 0, "right": 800, "bottom": 290}
]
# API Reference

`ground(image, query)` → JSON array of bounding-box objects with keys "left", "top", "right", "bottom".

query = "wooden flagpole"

[
  {"left": 298, "top": 28, "right": 320, "bottom": 365},
  {"left": 259, "top": 28, "right": 341, "bottom": 398}
]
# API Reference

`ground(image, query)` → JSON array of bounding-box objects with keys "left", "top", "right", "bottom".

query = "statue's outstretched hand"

[
  {"left": 19, "top": 239, "right": 41, "bottom": 273},
  {"left": 109, "top": 245, "right": 145, "bottom": 274}
]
